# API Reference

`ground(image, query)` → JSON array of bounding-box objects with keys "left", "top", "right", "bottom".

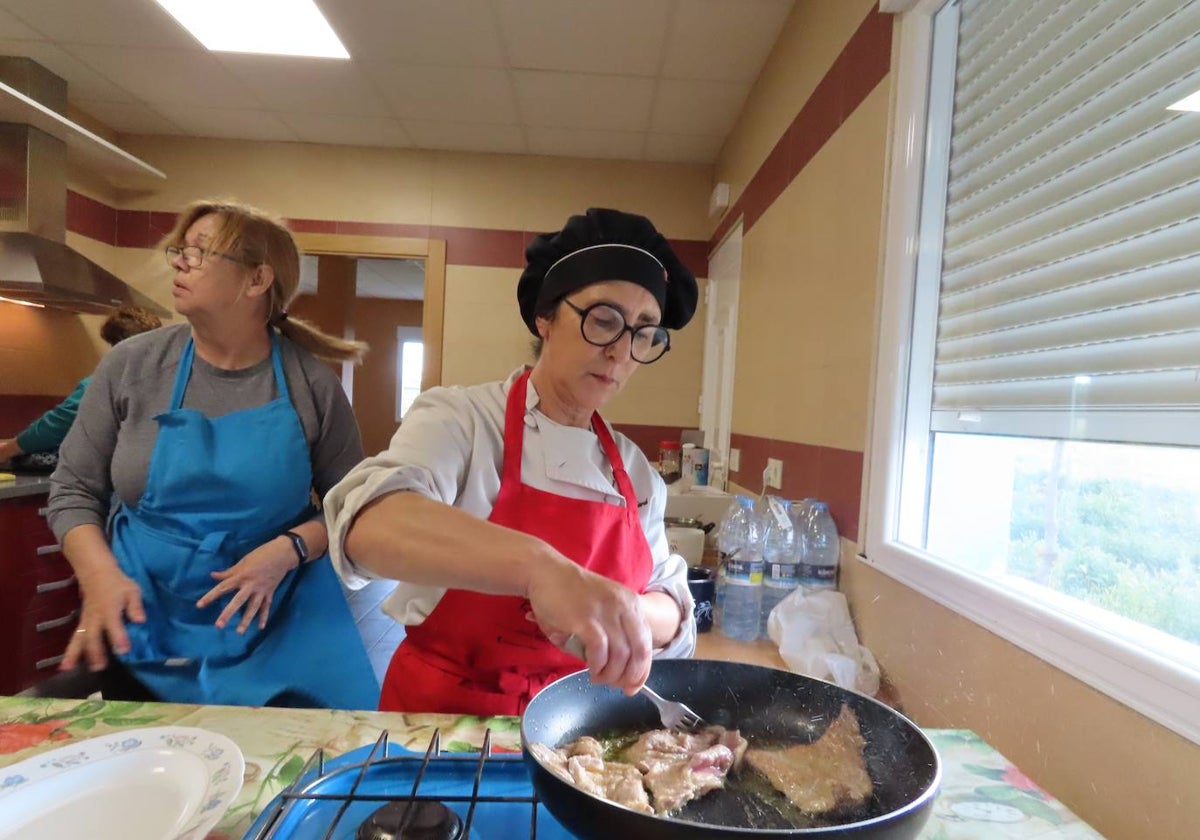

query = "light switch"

[
  {"left": 765, "top": 458, "right": 783, "bottom": 489},
  {"left": 729, "top": 448, "right": 740, "bottom": 472}
]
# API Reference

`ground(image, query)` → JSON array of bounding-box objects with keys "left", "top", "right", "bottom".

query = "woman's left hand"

[{"left": 196, "top": 538, "right": 297, "bottom": 633}]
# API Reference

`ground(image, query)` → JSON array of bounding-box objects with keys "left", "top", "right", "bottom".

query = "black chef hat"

[{"left": 518, "top": 208, "right": 698, "bottom": 336}]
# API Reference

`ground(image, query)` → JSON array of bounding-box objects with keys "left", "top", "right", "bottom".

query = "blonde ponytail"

[{"left": 271, "top": 312, "right": 368, "bottom": 364}]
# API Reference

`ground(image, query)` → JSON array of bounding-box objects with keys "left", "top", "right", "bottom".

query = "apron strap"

[
  {"left": 268, "top": 330, "right": 291, "bottom": 402},
  {"left": 591, "top": 415, "right": 639, "bottom": 519},
  {"left": 502, "top": 368, "right": 639, "bottom": 518},
  {"left": 168, "top": 338, "right": 196, "bottom": 411},
  {"left": 169, "top": 330, "right": 288, "bottom": 411},
  {"left": 500, "top": 368, "right": 533, "bottom": 487}
]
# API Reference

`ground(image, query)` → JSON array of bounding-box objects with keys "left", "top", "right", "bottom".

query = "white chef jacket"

[{"left": 324, "top": 367, "right": 696, "bottom": 659}]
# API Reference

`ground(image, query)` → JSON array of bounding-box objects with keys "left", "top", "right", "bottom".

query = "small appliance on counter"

[{"left": 6, "top": 451, "right": 58, "bottom": 474}]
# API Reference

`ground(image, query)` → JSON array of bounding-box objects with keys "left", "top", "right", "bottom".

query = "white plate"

[{"left": 0, "top": 726, "right": 244, "bottom": 840}]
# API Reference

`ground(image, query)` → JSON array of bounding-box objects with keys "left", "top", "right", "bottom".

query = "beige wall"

[
  {"left": 4, "top": 140, "right": 710, "bottom": 442},
  {"left": 115, "top": 137, "right": 713, "bottom": 239},
  {"left": 0, "top": 231, "right": 175, "bottom": 398},
  {"left": 713, "top": 2, "right": 1199, "bottom": 839}
]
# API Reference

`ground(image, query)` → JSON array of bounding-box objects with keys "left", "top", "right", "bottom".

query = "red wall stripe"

[
  {"left": 65, "top": 190, "right": 116, "bottom": 244},
  {"left": 727, "top": 433, "right": 862, "bottom": 542},
  {"left": 703, "top": 5, "right": 889, "bottom": 541},
  {"left": 611, "top": 423, "right": 691, "bottom": 463},
  {"left": 709, "top": 4, "right": 892, "bottom": 251},
  {"left": 65, "top": 192, "right": 710, "bottom": 277}
]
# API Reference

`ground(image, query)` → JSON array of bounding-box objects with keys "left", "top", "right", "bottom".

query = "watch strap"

[{"left": 283, "top": 529, "right": 309, "bottom": 564}]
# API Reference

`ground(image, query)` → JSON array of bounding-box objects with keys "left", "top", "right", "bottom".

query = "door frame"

[
  {"left": 294, "top": 232, "right": 447, "bottom": 391},
  {"left": 699, "top": 221, "right": 743, "bottom": 482}
]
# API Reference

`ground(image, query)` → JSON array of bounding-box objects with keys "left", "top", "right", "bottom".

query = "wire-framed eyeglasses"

[
  {"left": 165, "top": 245, "right": 253, "bottom": 270},
  {"left": 562, "top": 299, "right": 671, "bottom": 364}
]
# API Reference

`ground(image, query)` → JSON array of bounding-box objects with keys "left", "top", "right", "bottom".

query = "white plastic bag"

[{"left": 766, "top": 588, "right": 881, "bottom": 696}]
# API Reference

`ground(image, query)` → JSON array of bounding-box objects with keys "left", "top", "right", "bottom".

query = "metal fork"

[
  {"left": 638, "top": 685, "right": 707, "bottom": 731},
  {"left": 561, "top": 635, "right": 706, "bottom": 730}
]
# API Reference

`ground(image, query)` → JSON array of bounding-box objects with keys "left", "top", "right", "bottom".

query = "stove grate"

[{"left": 246, "top": 729, "right": 542, "bottom": 840}]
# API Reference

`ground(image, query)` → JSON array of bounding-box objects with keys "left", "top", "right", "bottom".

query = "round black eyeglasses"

[{"left": 563, "top": 299, "right": 671, "bottom": 364}]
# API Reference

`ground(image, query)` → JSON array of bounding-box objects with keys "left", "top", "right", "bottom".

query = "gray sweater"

[{"left": 48, "top": 323, "right": 364, "bottom": 541}]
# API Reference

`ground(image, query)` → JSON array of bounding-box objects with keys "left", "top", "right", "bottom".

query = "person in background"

[
  {"left": 50, "top": 198, "right": 379, "bottom": 709},
  {"left": 325, "top": 207, "right": 699, "bottom": 715},
  {"left": 0, "top": 306, "right": 162, "bottom": 463}
]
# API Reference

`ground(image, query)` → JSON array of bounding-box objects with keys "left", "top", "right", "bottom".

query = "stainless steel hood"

[{"left": 0, "top": 57, "right": 168, "bottom": 316}]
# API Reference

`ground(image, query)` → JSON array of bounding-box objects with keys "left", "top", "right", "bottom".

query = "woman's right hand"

[
  {"left": 62, "top": 566, "right": 146, "bottom": 673},
  {"left": 526, "top": 557, "right": 653, "bottom": 696}
]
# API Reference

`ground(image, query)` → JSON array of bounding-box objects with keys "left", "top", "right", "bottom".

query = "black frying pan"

[{"left": 521, "top": 660, "right": 940, "bottom": 840}]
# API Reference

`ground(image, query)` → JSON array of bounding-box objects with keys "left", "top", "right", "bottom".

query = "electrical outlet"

[
  {"left": 764, "top": 457, "right": 783, "bottom": 489},
  {"left": 729, "top": 448, "right": 741, "bottom": 472}
]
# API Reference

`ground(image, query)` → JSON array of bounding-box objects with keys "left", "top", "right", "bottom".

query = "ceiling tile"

[
  {"left": 645, "top": 132, "right": 724, "bottom": 164},
  {"left": 0, "top": 0, "right": 200, "bottom": 49},
  {"left": 320, "top": 0, "right": 505, "bottom": 65},
  {"left": 497, "top": 0, "right": 672, "bottom": 76},
  {"left": 0, "top": 39, "right": 134, "bottom": 102},
  {"left": 527, "top": 127, "right": 645, "bottom": 161},
  {"left": 0, "top": 9, "right": 44, "bottom": 40},
  {"left": 358, "top": 258, "right": 425, "bottom": 300},
  {"left": 279, "top": 112, "right": 411, "bottom": 147},
  {"left": 67, "top": 45, "right": 260, "bottom": 108},
  {"left": 651, "top": 78, "right": 749, "bottom": 136},
  {"left": 215, "top": 54, "right": 390, "bottom": 116},
  {"left": 514, "top": 71, "right": 655, "bottom": 131},
  {"left": 403, "top": 120, "right": 526, "bottom": 154},
  {"left": 364, "top": 64, "right": 518, "bottom": 124},
  {"left": 153, "top": 106, "right": 297, "bottom": 142},
  {"left": 73, "top": 99, "right": 183, "bottom": 135},
  {"left": 663, "top": 0, "right": 793, "bottom": 81}
]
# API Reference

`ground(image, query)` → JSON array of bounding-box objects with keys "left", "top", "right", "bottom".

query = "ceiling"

[
  {"left": 0, "top": 0, "right": 794, "bottom": 164},
  {"left": 299, "top": 255, "right": 425, "bottom": 300}
]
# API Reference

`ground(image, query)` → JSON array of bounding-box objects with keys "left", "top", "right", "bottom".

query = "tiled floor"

[{"left": 344, "top": 578, "right": 405, "bottom": 683}]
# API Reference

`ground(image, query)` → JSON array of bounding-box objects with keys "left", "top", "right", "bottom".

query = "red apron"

[{"left": 379, "top": 369, "right": 653, "bottom": 714}]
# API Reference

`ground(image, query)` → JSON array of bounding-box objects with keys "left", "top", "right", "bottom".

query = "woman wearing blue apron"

[{"left": 49, "top": 199, "right": 378, "bottom": 709}]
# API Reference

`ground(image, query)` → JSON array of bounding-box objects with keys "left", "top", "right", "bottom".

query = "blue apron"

[{"left": 109, "top": 332, "right": 378, "bottom": 709}]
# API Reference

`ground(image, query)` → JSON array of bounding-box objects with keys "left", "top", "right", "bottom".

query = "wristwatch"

[{"left": 282, "top": 530, "right": 309, "bottom": 565}]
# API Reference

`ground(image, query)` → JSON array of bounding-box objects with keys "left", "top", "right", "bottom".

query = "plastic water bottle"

[
  {"left": 759, "top": 497, "right": 796, "bottom": 638},
  {"left": 798, "top": 502, "right": 840, "bottom": 592},
  {"left": 716, "top": 496, "right": 764, "bottom": 641}
]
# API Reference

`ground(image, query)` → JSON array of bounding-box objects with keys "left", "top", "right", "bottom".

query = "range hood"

[{"left": 0, "top": 57, "right": 168, "bottom": 316}]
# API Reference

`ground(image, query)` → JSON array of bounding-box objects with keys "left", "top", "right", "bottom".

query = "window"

[
  {"left": 396, "top": 328, "right": 423, "bottom": 421},
  {"left": 870, "top": 0, "right": 1200, "bottom": 744}
]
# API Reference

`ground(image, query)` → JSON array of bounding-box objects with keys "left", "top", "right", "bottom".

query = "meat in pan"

[
  {"left": 744, "top": 704, "right": 873, "bottom": 815},
  {"left": 531, "top": 726, "right": 747, "bottom": 815}
]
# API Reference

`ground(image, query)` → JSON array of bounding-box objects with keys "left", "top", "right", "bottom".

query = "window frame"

[{"left": 866, "top": 0, "right": 1200, "bottom": 745}]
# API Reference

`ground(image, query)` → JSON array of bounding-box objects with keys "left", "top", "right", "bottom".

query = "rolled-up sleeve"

[
  {"left": 323, "top": 387, "right": 475, "bottom": 588},
  {"left": 641, "top": 478, "right": 697, "bottom": 659}
]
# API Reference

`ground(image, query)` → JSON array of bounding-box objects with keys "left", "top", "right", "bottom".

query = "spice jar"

[{"left": 658, "top": 440, "right": 682, "bottom": 483}]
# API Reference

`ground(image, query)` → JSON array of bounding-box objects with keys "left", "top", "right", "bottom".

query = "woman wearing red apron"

[{"left": 326, "top": 208, "right": 701, "bottom": 714}]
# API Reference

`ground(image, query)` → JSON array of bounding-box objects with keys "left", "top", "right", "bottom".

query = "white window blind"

[{"left": 931, "top": 0, "right": 1200, "bottom": 446}]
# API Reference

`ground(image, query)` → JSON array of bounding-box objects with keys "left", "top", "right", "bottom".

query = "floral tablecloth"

[{"left": 0, "top": 696, "right": 1104, "bottom": 839}]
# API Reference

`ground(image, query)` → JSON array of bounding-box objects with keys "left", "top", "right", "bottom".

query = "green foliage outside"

[{"left": 1007, "top": 468, "right": 1200, "bottom": 646}]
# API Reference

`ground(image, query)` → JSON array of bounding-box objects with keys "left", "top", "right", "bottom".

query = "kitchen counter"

[
  {"left": 0, "top": 473, "right": 51, "bottom": 500},
  {"left": 694, "top": 632, "right": 788, "bottom": 669},
  {"left": 0, "top": 694, "right": 1104, "bottom": 839}
]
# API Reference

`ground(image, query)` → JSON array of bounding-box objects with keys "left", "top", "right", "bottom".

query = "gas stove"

[{"left": 242, "top": 729, "right": 575, "bottom": 840}]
